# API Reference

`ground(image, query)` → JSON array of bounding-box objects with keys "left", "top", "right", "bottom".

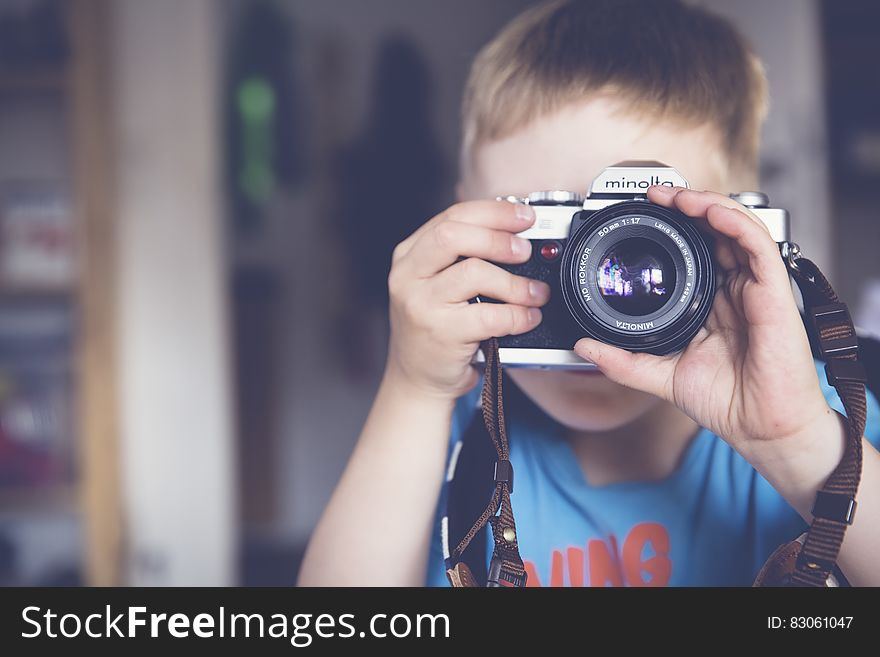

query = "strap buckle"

[
  {"left": 809, "top": 303, "right": 858, "bottom": 358},
  {"left": 494, "top": 459, "right": 514, "bottom": 493},
  {"left": 811, "top": 490, "right": 857, "bottom": 525},
  {"left": 487, "top": 554, "right": 528, "bottom": 587},
  {"left": 824, "top": 359, "right": 867, "bottom": 387},
  {"left": 795, "top": 549, "right": 836, "bottom": 576}
]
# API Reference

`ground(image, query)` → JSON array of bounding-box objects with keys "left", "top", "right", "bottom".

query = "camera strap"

[
  {"left": 754, "top": 252, "right": 866, "bottom": 586},
  {"left": 445, "top": 336, "right": 528, "bottom": 587},
  {"left": 447, "top": 248, "right": 866, "bottom": 588}
]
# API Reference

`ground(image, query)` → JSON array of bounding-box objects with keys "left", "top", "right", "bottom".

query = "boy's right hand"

[{"left": 385, "top": 200, "right": 551, "bottom": 400}]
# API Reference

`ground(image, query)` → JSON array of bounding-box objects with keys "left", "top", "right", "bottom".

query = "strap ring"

[{"left": 780, "top": 241, "right": 802, "bottom": 272}]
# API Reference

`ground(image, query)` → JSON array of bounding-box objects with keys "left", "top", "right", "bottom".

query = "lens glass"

[{"left": 597, "top": 237, "right": 676, "bottom": 316}]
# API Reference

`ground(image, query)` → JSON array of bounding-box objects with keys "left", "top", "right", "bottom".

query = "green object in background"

[
  {"left": 225, "top": 0, "right": 306, "bottom": 235},
  {"left": 236, "top": 77, "right": 276, "bottom": 206}
]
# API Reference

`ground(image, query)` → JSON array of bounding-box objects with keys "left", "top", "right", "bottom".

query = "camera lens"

[
  {"left": 597, "top": 237, "right": 676, "bottom": 316},
  {"left": 559, "top": 201, "right": 715, "bottom": 355}
]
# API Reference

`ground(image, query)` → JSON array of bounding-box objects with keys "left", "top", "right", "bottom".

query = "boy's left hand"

[{"left": 573, "top": 186, "right": 842, "bottom": 465}]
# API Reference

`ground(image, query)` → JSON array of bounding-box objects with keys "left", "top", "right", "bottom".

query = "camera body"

[{"left": 475, "top": 161, "right": 790, "bottom": 369}]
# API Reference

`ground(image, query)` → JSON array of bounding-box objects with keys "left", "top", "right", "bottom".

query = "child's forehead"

[{"left": 465, "top": 98, "right": 730, "bottom": 200}]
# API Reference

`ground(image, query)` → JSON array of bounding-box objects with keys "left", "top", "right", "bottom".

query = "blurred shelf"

[
  {"left": 0, "top": 69, "right": 69, "bottom": 92},
  {"left": 0, "top": 483, "right": 77, "bottom": 514}
]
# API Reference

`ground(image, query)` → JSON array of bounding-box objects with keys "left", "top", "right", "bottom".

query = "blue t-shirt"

[{"left": 426, "top": 361, "right": 880, "bottom": 586}]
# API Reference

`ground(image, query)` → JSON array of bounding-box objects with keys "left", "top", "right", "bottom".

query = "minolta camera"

[{"left": 475, "top": 161, "right": 790, "bottom": 369}]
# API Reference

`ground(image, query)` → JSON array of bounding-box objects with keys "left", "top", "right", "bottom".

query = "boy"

[{"left": 299, "top": 0, "right": 880, "bottom": 586}]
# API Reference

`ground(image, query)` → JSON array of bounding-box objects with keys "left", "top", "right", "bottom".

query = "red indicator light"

[{"left": 540, "top": 241, "right": 561, "bottom": 261}]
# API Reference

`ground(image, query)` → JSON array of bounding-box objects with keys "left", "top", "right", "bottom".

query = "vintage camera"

[{"left": 475, "top": 161, "right": 790, "bottom": 369}]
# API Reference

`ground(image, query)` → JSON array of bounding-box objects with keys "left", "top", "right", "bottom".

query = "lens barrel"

[{"left": 559, "top": 201, "right": 715, "bottom": 355}]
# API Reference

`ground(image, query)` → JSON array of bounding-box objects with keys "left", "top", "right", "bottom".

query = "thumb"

[{"left": 573, "top": 338, "right": 675, "bottom": 401}]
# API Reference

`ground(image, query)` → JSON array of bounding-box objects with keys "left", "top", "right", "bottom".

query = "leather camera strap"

[
  {"left": 448, "top": 253, "right": 866, "bottom": 588},
  {"left": 760, "top": 255, "right": 866, "bottom": 586},
  {"left": 446, "top": 336, "right": 527, "bottom": 587}
]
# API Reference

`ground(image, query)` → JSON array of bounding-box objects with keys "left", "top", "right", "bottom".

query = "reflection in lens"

[{"left": 598, "top": 237, "right": 676, "bottom": 316}]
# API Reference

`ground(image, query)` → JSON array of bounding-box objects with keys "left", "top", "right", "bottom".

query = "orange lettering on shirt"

[
  {"left": 622, "top": 522, "right": 671, "bottom": 587},
  {"left": 522, "top": 551, "right": 565, "bottom": 587},
  {"left": 588, "top": 538, "right": 624, "bottom": 587},
  {"left": 524, "top": 560, "right": 542, "bottom": 587},
  {"left": 520, "top": 523, "right": 672, "bottom": 587},
  {"left": 550, "top": 549, "right": 564, "bottom": 587},
  {"left": 567, "top": 547, "right": 585, "bottom": 587}
]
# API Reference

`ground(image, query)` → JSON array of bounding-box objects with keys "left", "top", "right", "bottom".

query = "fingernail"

[
  {"left": 574, "top": 340, "right": 594, "bottom": 362},
  {"left": 650, "top": 185, "right": 682, "bottom": 195},
  {"left": 527, "top": 307, "right": 542, "bottom": 324},
  {"left": 514, "top": 204, "right": 536, "bottom": 223},
  {"left": 529, "top": 280, "right": 550, "bottom": 300},
  {"left": 511, "top": 236, "right": 531, "bottom": 257}
]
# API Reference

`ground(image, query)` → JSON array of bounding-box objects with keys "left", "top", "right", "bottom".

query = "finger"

[
  {"left": 453, "top": 302, "right": 542, "bottom": 342},
  {"left": 393, "top": 199, "right": 535, "bottom": 262},
  {"left": 713, "top": 232, "right": 746, "bottom": 271},
  {"left": 703, "top": 204, "right": 789, "bottom": 286},
  {"left": 646, "top": 184, "right": 687, "bottom": 206},
  {"left": 573, "top": 338, "right": 675, "bottom": 400},
  {"left": 648, "top": 187, "right": 770, "bottom": 233},
  {"left": 430, "top": 257, "right": 551, "bottom": 306},
  {"left": 647, "top": 187, "right": 784, "bottom": 285},
  {"left": 402, "top": 220, "right": 532, "bottom": 279},
  {"left": 648, "top": 187, "right": 746, "bottom": 271}
]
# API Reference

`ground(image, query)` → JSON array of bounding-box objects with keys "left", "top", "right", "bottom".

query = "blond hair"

[{"left": 461, "top": 0, "right": 768, "bottom": 178}]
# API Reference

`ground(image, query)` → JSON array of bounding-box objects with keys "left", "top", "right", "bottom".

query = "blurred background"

[{"left": 0, "top": 0, "right": 877, "bottom": 586}]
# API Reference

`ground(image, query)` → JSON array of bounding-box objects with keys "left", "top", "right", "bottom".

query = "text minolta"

[{"left": 604, "top": 176, "right": 675, "bottom": 190}]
